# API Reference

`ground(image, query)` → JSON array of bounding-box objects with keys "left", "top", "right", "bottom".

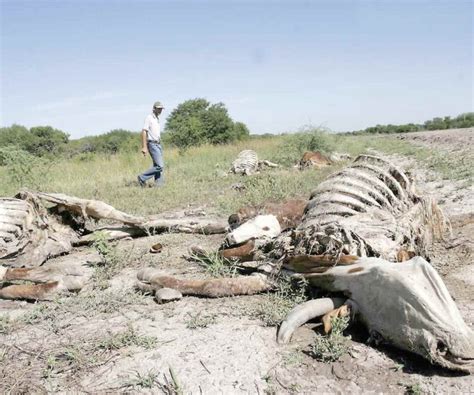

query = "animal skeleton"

[
  {"left": 0, "top": 191, "right": 227, "bottom": 300},
  {"left": 230, "top": 150, "right": 278, "bottom": 175}
]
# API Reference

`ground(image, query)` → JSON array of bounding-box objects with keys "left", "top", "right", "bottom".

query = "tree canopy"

[
  {"left": 165, "top": 98, "right": 250, "bottom": 149},
  {"left": 0, "top": 124, "right": 69, "bottom": 156}
]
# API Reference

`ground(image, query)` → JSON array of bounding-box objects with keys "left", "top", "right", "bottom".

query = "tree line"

[
  {"left": 347, "top": 112, "right": 474, "bottom": 135},
  {"left": 1, "top": 107, "right": 472, "bottom": 160},
  {"left": 0, "top": 98, "right": 250, "bottom": 159}
]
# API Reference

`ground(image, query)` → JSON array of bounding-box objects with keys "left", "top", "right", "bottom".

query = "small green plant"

[
  {"left": 42, "top": 354, "right": 58, "bottom": 378},
  {"left": 191, "top": 251, "right": 238, "bottom": 278},
  {"left": 310, "top": 316, "right": 350, "bottom": 362},
  {"left": 125, "top": 370, "right": 160, "bottom": 389},
  {"left": 91, "top": 231, "right": 126, "bottom": 289},
  {"left": 98, "top": 324, "right": 157, "bottom": 350},
  {"left": 281, "top": 348, "right": 304, "bottom": 366},
  {"left": 250, "top": 276, "right": 308, "bottom": 327},
  {"left": 0, "top": 315, "right": 12, "bottom": 335},
  {"left": 405, "top": 383, "right": 423, "bottom": 395},
  {"left": 20, "top": 302, "right": 58, "bottom": 325},
  {"left": 185, "top": 312, "right": 217, "bottom": 329},
  {"left": 156, "top": 367, "right": 183, "bottom": 395},
  {"left": 0, "top": 348, "right": 7, "bottom": 363},
  {"left": 53, "top": 345, "right": 97, "bottom": 373}
]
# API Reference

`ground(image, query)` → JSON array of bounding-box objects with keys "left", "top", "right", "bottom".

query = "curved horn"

[{"left": 277, "top": 297, "right": 346, "bottom": 344}]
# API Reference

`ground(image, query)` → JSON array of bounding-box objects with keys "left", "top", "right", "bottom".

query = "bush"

[
  {"left": 274, "top": 127, "right": 337, "bottom": 166},
  {"left": 165, "top": 98, "right": 250, "bottom": 150},
  {"left": 0, "top": 146, "right": 52, "bottom": 189},
  {"left": 69, "top": 129, "right": 140, "bottom": 156}
]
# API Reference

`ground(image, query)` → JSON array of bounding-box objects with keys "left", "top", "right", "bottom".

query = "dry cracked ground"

[{"left": 1, "top": 128, "right": 473, "bottom": 394}]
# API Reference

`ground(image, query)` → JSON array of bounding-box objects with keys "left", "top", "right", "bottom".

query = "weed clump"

[
  {"left": 91, "top": 231, "right": 130, "bottom": 289},
  {"left": 250, "top": 276, "right": 308, "bottom": 327},
  {"left": 98, "top": 324, "right": 157, "bottom": 350},
  {"left": 126, "top": 370, "right": 160, "bottom": 389},
  {"left": 310, "top": 316, "right": 350, "bottom": 362},
  {"left": 191, "top": 251, "right": 238, "bottom": 278},
  {"left": 0, "top": 315, "right": 12, "bottom": 335},
  {"left": 185, "top": 312, "right": 217, "bottom": 329}
]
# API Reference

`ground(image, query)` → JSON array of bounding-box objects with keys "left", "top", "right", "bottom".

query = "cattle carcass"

[
  {"left": 138, "top": 155, "right": 474, "bottom": 373},
  {"left": 276, "top": 155, "right": 472, "bottom": 373}
]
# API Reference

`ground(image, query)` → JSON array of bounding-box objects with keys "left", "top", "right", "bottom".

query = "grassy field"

[{"left": 0, "top": 131, "right": 471, "bottom": 216}]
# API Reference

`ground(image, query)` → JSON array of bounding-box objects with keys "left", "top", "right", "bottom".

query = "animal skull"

[
  {"left": 279, "top": 256, "right": 474, "bottom": 373},
  {"left": 226, "top": 214, "right": 281, "bottom": 245}
]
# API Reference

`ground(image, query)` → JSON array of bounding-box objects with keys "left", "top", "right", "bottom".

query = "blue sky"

[{"left": 1, "top": 0, "right": 472, "bottom": 138}]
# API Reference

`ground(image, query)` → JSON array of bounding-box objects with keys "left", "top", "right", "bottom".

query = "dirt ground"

[{"left": 1, "top": 128, "right": 473, "bottom": 394}]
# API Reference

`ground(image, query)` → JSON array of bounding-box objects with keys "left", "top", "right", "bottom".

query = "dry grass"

[{"left": 0, "top": 132, "right": 470, "bottom": 217}]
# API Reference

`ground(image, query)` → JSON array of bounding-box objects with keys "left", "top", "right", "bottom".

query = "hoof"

[
  {"left": 150, "top": 243, "right": 163, "bottom": 253},
  {"left": 154, "top": 287, "right": 182, "bottom": 303}
]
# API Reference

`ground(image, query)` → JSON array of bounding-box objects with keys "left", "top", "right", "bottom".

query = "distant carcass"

[{"left": 230, "top": 150, "right": 278, "bottom": 175}]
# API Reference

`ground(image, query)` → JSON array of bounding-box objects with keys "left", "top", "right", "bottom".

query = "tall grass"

[{"left": 0, "top": 130, "right": 469, "bottom": 216}]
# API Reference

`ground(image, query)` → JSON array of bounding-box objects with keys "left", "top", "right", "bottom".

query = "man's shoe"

[{"left": 137, "top": 176, "right": 145, "bottom": 187}]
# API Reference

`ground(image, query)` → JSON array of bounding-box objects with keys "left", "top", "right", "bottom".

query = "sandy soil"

[
  {"left": 1, "top": 128, "right": 473, "bottom": 394},
  {"left": 396, "top": 127, "right": 473, "bottom": 156}
]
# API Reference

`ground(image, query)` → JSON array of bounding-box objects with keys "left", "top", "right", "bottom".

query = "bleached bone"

[
  {"left": 136, "top": 268, "right": 271, "bottom": 297},
  {"left": 329, "top": 152, "right": 352, "bottom": 162},
  {"left": 226, "top": 215, "right": 281, "bottom": 245},
  {"left": 0, "top": 190, "right": 227, "bottom": 268},
  {"left": 22, "top": 191, "right": 144, "bottom": 225},
  {"left": 0, "top": 196, "right": 78, "bottom": 267},
  {"left": 281, "top": 257, "right": 474, "bottom": 373}
]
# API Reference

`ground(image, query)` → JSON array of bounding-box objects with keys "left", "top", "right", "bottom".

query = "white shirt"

[{"left": 143, "top": 113, "right": 161, "bottom": 142}]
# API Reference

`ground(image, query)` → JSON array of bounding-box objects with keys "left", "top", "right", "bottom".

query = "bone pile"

[{"left": 0, "top": 195, "right": 78, "bottom": 267}]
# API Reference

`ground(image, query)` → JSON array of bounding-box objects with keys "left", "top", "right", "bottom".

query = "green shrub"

[
  {"left": 165, "top": 98, "right": 250, "bottom": 150},
  {"left": 250, "top": 276, "right": 308, "bottom": 327},
  {"left": 274, "top": 127, "right": 337, "bottom": 166},
  {"left": 0, "top": 146, "right": 52, "bottom": 189},
  {"left": 311, "top": 316, "right": 350, "bottom": 362}
]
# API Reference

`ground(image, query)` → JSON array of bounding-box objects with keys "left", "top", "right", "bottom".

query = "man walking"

[{"left": 138, "top": 101, "right": 165, "bottom": 187}]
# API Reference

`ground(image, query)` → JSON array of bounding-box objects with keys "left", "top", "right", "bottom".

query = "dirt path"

[{"left": 1, "top": 129, "right": 473, "bottom": 394}]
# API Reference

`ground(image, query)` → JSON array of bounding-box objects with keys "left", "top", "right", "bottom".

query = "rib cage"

[
  {"left": 0, "top": 196, "right": 77, "bottom": 267},
  {"left": 272, "top": 155, "right": 448, "bottom": 261},
  {"left": 304, "top": 155, "right": 417, "bottom": 223},
  {"left": 231, "top": 150, "right": 259, "bottom": 175}
]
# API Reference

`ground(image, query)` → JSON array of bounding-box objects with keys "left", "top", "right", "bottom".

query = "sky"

[{"left": 0, "top": 0, "right": 472, "bottom": 139}]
